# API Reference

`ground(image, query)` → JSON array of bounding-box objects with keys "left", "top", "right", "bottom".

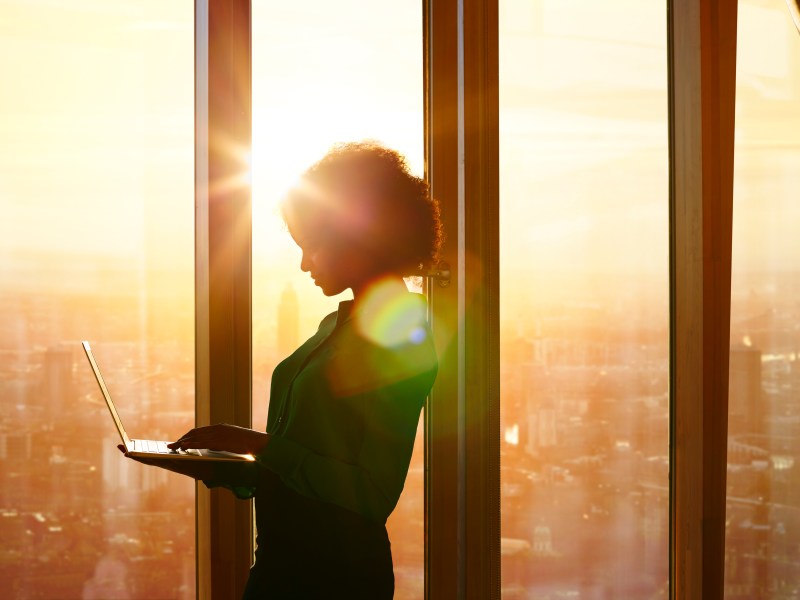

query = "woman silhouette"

[{"left": 127, "top": 141, "right": 441, "bottom": 598}]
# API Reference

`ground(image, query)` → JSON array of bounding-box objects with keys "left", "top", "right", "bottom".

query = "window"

[
  {"left": 725, "top": 1, "right": 800, "bottom": 597},
  {"left": 1, "top": 1, "right": 755, "bottom": 596},
  {"left": 250, "top": 2, "right": 425, "bottom": 595},
  {"left": 499, "top": 0, "right": 669, "bottom": 595},
  {"left": 0, "top": 2, "right": 195, "bottom": 597}
]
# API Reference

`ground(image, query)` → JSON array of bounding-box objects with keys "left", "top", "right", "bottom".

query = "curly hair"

[{"left": 282, "top": 141, "right": 443, "bottom": 278}]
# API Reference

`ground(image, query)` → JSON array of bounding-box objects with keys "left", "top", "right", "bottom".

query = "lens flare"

[{"left": 354, "top": 277, "right": 428, "bottom": 349}]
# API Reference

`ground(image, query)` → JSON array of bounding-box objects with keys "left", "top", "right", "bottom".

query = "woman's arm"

[
  {"left": 117, "top": 424, "right": 270, "bottom": 496},
  {"left": 167, "top": 424, "right": 270, "bottom": 497},
  {"left": 168, "top": 423, "right": 270, "bottom": 455}
]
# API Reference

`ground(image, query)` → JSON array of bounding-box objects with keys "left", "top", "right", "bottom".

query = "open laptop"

[{"left": 82, "top": 341, "right": 254, "bottom": 463}]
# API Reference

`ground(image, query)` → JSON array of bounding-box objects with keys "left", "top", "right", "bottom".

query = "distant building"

[
  {"left": 729, "top": 344, "right": 763, "bottom": 437},
  {"left": 42, "top": 344, "right": 76, "bottom": 422},
  {"left": 532, "top": 522, "right": 558, "bottom": 557},
  {"left": 524, "top": 365, "right": 556, "bottom": 454},
  {"left": 0, "top": 431, "right": 33, "bottom": 460},
  {"left": 102, "top": 437, "right": 167, "bottom": 492},
  {"left": 526, "top": 398, "right": 557, "bottom": 455},
  {"left": 277, "top": 283, "right": 299, "bottom": 359}
]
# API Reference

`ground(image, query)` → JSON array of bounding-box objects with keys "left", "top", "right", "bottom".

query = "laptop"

[{"left": 82, "top": 340, "right": 254, "bottom": 463}]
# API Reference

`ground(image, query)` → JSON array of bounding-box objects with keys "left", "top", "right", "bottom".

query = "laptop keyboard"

[
  {"left": 130, "top": 440, "right": 234, "bottom": 458},
  {"left": 132, "top": 439, "right": 180, "bottom": 454}
]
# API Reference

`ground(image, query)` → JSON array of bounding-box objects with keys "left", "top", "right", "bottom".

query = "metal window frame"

[
  {"left": 424, "top": 0, "right": 500, "bottom": 598},
  {"left": 195, "top": 1, "right": 253, "bottom": 599},
  {"left": 668, "top": 0, "right": 738, "bottom": 598}
]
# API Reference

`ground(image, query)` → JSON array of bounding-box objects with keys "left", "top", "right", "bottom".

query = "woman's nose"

[{"left": 300, "top": 251, "right": 312, "bottom": 272}]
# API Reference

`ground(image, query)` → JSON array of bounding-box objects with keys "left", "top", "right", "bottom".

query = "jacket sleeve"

[
  {"left": 257, "top": 367, "right": 435, "bottom": 523},
  {"left": 202, "top": 460, "right": 262, "bottom": 500}
]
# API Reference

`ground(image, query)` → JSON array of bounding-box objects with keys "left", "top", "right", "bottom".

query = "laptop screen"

[{"left": 81, "top": 341, "right": 133, "bottom": 449}]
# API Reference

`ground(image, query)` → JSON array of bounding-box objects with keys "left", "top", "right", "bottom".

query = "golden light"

[
  {"left": 353, "top": 277, "right": 428, "bottom": 349},
  {"left": 504, "top": 424, "right": 520, "bottom": 446},
  {"left": 250, "top": 103, "right": 423, "bottom": 260},
  {"left": 208, "top": 136, "right": 253, "bottom": 198}
]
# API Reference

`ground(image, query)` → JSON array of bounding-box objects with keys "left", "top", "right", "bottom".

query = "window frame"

[
  {"left": 195, "top": 1, "right": 253, "bottom": 598},
  {"left": 424, "top": 0, "right": 500, "bottom": 598},
  {"left": 192, "top": 0, "right": 742, "bottom": 598},
  {"left": 667, "top": 0, "right": 738, "bottom": 598}
]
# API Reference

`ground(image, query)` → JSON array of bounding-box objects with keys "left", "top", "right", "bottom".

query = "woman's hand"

[
  {"left": 167, "top": 423, "right": 270, "bottom": 456},
  {"left": 116, "top": 445, "right": 217, "bottom": 480}
]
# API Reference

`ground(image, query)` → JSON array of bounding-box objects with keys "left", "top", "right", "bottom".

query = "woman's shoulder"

[
  {"left": 324, "top": 291, "right": 437, "bottom": 396},
  {"left": 318, "top": 308, "right": 340, "bottom": 331}
]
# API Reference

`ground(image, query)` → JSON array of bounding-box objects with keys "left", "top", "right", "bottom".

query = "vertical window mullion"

[
  {"left": 462, "top": 0, "right": 500, "bottom": 596},
  {"left": 425, "top": 0, "right": 500, "bottom": 597},
  {"left": 195, "top": 1, "right": 253, "bottom": 599},
  {"left": 668, "top": 0, "right": 738, "bottom": 598},
  {"left": 424, "top": 0, "right": 461, "bottom": 596}
]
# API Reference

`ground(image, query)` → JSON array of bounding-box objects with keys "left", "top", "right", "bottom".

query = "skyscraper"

[
  {"left": 277, "top": 283, "right": 299, "bottom": 359},
  {"left": 42, "top": 344, "right": 75, "bottom": 422},
  {"left": 728, "top": 344, "right": 763, "bottom": 438}
]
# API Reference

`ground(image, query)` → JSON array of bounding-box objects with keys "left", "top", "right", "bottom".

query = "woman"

[{"left": 127, "top": 141, "right": 442, "bottom": 598}]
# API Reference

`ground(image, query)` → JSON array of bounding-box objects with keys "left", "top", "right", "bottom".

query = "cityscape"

[
  {"left": 498, "top": 272, "right": 800, "bottom": 598},
  {"left": 0, "top": 264, "right": 427, "bottom": 599},
  {"left": 2, "top": 0, "right": 798, "bottom": 598},
  {"left": 1, "top": 266, "right": 798, "bottom": 598}
]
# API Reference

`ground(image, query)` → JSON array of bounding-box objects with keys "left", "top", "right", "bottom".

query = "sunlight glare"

[{"left": 354, "top": 277, "right": 428, "bottom": 349}]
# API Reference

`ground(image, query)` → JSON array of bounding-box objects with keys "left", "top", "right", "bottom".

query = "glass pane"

[
  {"left": 499, "top": 1, "right": 670, "bottom": 596},
  {"left": 726, "top": 2, "right": 800, "bottom": 598},
  {"left": 0, "top": 2, "right": 195, "bottom": 598},
  {"left": 251, "top": 2, "right": 424, "bottom": 597}
]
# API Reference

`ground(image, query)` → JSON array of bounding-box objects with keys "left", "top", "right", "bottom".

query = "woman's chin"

[
  {"left": 314, "top": 282, "right": 334, "bottom": 296},
  {"left": 318, "top": 283, "right": 346, "bottom": 297}
]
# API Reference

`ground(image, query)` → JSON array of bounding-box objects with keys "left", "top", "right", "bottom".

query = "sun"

[{"left": 249, "top": 85, "right": 424, "bottom": 258}]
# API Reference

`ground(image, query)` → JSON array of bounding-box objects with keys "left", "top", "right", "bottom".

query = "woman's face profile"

[{"left": 288, "top": 215, "right": 379, "bottom": 298}]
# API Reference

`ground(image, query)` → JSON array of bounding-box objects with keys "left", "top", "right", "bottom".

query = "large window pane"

[
  {"left": 725, "top": 2, "right": 800, "bottom": 598},
  {"left": 0, "top": 2, "right": 195, "bottom": 598},
  {"left": 499, "top": 1, "right": 669, "bottom": 596},
  {"left": 251, "top": 3, "right": 424, "bottom": 597}
]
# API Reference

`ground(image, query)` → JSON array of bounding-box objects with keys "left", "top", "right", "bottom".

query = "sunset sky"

[{"left": 0, "top": 0, "right": 798, "bottom": 297}]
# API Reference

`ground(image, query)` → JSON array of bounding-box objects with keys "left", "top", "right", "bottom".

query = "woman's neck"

[{"left": 351, "top": 274, "right": 407, "bottom": 304}]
